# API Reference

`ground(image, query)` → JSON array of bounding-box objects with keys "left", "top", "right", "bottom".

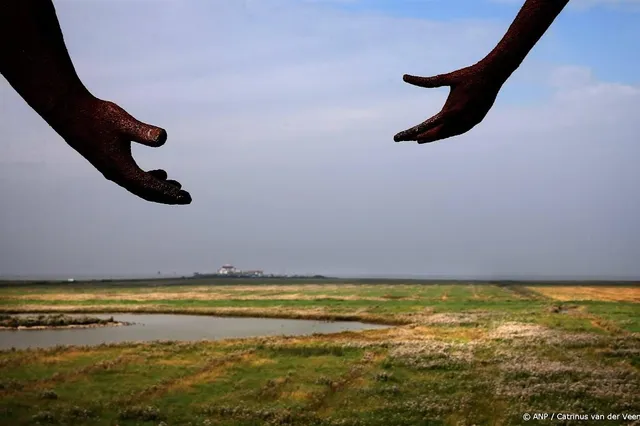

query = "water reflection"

[{"left": 0, "top": 313, "right": 389, "bottom": 350}]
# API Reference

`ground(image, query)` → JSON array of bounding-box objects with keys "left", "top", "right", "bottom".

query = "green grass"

[{"left": 0, "top": 280, "right": 638, "bottom": 425}]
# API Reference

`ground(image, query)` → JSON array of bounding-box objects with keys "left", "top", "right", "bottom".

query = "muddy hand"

[
  {"left": 394, "top": 65, "right": 504, "bottom": 144},
  {"left": 51, "top": 97, "right": 192, "bottom": 205}
]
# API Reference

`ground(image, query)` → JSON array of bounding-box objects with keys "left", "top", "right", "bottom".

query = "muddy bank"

[
  {"left": 0, "top": 322, "right": 129, "bottom": 330},
  {"left": 0, "top": 314, "right": 130, "bottom": 330}
]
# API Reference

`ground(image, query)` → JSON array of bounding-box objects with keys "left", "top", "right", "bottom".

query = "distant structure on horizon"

[
  {"left": 216, "top": 264, "right": 263, "bottom": 277},
  {"left": 190, "top": 265, "right": 330, "bottom": 280},
  {"left": 217, "top": 264, "right": 237, "bottom": 275}
]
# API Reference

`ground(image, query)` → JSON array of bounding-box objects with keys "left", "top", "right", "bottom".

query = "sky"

[{"left": 1, "top": 0, "right": 639, "bottom": 279}]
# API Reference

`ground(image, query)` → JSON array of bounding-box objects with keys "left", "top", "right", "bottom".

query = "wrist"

[
  {"left": 43, "top": 86, "right": 97, "bottom": 127},
  {"left": 457, "top": 59, "right": 511, "bottom": 92},
  {"left": 475, "top": 54, "right": 519, "bottom": 85}
]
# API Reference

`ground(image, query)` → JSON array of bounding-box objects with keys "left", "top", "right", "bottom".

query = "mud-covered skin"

[
  {"left": 0, "top": 0, "right": 191, "bottom": 205},
  {"left": 395, "top": 0, "right": 570, "bottom": 144},
  {"left": 47, "top": 95, "right": 191, "bottom": 205}
]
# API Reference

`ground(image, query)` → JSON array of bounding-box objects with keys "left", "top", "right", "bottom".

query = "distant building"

[
  {"left": 217, "top": 264, "right": 237, "bottom": 275},
  {"left": 214, "top": 265, "right": 264, "bottom": 277}
]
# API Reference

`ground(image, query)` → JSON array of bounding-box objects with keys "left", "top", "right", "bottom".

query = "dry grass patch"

[
  {"left": 0, "top": 304, "right": 141, "bottom": 312},
  {"left": 286, "top": 389, "right": 313, "bottom": 401},
  {"left": 470, "top": 287, "right": 480, "bottom": 300},
  {"left": 155, "top": 359, "right": 195, "bottom": 366},
  {"left": 250, "top": 357, "right": 277, "bottom": 367},
  {"left": 7, "top": 291, "right": 399, "bottom": 302},
  {"left": 39, "top": 350, "right": 101, "bottom": 365},
  {"left": 136, "top": 351, "right": 253, "bottom": 399},
  {"left": 399, "top": 312, "right": 488, "bottom": 326},
  {"left": 494, "top": 351, "right": 640, "bottom": 407},
  {"left": 486, "top": 323, "right": 615, "bottom": 349},
  {"left": 388, "top": 339, "right": 478, "bottom": 370},
  {"left": 312, "top": 324, "right": 486, "bottom": 346},
  {"left": 374, "top": 324, "right": 486, "bottom": 343},
  {"left": 1, "top": 305, "right": 368, "bottom": 323},
  {"left": 211, "top": 284, "right": 363, "bottom": 292},
  {"left": 487, "top": 322, "right": 554, "bottom": 340},
  {"left": 528, "top": 286, "right": 640, "bottom": 302},
  {"left": 431, "top": 326, "right": 487, "bottom": 341},
  {"left": 166, "top": 367, "right": 228, "bottom": 393},
  {"left": 4, "top": 284, "right": 433, "bottom": 303}
]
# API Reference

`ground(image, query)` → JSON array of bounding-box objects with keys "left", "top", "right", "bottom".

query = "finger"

[
  {"left": 415, "top": 123, "right": 455, "bottom": 144},
  {"left": 393, "top": 112, "right": 445, "bottom": 142},
  {"left": 102, "top": 158, "right": 191, "bottom": 205},
  {"left": 148, "top": 169, "right": 183, "bottom": 189},
  {"left": 403, "top": 73, "right": 451, "bottom": 89},
  {"left": 122, "top": 118, "right": 168, "bottom": 148},
  {"left": 127, "top": 171, "right": 192, "bottom": 205},
  {"left": 148, "top": 169, "right": 168, "bottom": 181},
  {"left": 165, "top": 179, "right": 182, "bottom": 189}
]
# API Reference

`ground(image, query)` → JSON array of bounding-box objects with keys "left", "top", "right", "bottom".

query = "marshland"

[{"left": 0, "top": 279, "right": 638, "bottom": 425}]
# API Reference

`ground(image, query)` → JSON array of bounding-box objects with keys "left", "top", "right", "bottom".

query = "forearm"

[
  {"left": 478, "top": 0, "right": 570, "bottom": 81},
  {"left": 0, "top": 0, "right": 92, "bottom": 120}
]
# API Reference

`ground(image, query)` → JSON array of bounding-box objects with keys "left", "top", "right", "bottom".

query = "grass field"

[{"left": 0, "top": 280, "right": 638, "bottom": 425}]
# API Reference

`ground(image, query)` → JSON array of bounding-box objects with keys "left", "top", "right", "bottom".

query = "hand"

[
  {"left": 394, "top": 64, "right": 505, "bottom": 144},
  {"left": 48, "top": 96, "right": 192, "bottom": 205}
]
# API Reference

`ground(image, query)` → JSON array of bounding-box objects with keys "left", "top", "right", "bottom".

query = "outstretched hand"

[
  {"left": 394, "top": 64, "right": 505, "bottom": 144},
  {"left": 49, "top": 96, "right": 192, "bottom": 205}
]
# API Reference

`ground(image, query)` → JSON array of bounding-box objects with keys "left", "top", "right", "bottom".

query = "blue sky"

[
  {"left": 328, "top": 1, "right": 640, "bottom": 78},
  {"left": 1, "top": 0, "right": 639, "bottom": 278},
  {"left": 323, "top": 0, "right": 640, "bottom": 95}
]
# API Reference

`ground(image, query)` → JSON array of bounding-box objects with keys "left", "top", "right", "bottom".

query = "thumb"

[
  {"left": 124, "top": 120, "right": 168, "bottom": 148},
  {"left": 115, "top": 109, "right": 167, "bottom": 147},
  {"left": 403, "top": 73, "right": 452, "bottom": 88},
  {"left": 99, "top": 101, "right": 168, "bottom": 147}
]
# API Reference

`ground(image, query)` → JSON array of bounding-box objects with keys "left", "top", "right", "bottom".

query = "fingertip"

[
  {"left": 176, "top": 190, "right": 192, "bottom": 205},
  {"left": 403, "top": 74, "right": 449, "bottom": 89},
  {"left": 141, "top": 186, "right": 191, "bottom": 205},
  {"left": 402, "top": 74, "right": 419, "bottom": 84},
  {"left": 152, "top": 128, "right": 167, "bottom": 147},
  {"left": 142, "top": 127, "right": 166, "bottom": 147},
  {"left": 393, "top": 131, "right": 411, "bottom": 142},
  {"left": 145, "top": 171, "right": 190, "bottom": 205},
  {"left": 128, "top": 125, "right": 167, "bottom": 147}
]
